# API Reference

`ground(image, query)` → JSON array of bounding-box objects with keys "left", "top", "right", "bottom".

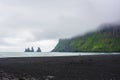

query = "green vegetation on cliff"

[{"left": 52, "top": 24, "right": 120, "bottom": 52}]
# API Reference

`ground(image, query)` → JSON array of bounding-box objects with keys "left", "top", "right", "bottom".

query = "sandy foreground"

[{"left": 0, "top": 54, "right": 120, "bottom": 80}]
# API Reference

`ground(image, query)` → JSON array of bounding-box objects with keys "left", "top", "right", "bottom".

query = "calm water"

[{"left": 0, "top": 52, "right": 118, "bottom": 58}]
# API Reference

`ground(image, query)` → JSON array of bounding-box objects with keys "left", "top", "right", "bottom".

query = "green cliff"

[{"left": 52, "top": 24, "right": 120, "bottom": 52}]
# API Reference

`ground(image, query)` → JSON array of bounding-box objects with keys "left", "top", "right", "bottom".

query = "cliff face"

[
  {"left": 52, "top": 24, "right": 120, "bottom": 52},
  {"left": 52, "top": 39, "right": 71, "bottom": 52}
]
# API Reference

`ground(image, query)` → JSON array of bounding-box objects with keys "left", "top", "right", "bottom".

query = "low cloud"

[{"left": 0, "top": 0, "right": 120, "bottom": 52}]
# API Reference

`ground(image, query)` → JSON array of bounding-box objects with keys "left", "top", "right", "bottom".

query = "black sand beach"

[{"left": 0, "top": 54, "right": 120, "bottom": 80}]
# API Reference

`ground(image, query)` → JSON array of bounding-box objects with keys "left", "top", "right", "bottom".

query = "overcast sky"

[{"left": 0, "top": 0, "right": 120, "bottom": 52}]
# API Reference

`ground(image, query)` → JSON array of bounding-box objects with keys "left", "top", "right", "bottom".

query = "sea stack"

[
  {"left": 37, "top": 47, "right": 41, "bottom": 52},
  {"left": 31, "top": 47, "right": 34, "bottom": 52},
  {"left": 24, "top": 47, "right": 34, "bottom": 52}
]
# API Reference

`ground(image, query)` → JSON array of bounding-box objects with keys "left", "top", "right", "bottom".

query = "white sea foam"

[{"left": 0, "top": 52, "right": 118, "bottom": 58}]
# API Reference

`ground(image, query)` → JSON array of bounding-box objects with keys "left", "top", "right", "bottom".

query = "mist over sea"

[{"left": 0, "top": 52, "right": 118, "bottom": 58}]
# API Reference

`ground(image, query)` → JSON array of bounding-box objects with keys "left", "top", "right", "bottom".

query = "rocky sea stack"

[{"left": 25, "top": 47, "right": 41, "bottom": 52}]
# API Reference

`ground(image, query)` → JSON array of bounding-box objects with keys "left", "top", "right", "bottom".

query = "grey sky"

[{"left": 0, "top": 0, "right": 120, "bottom": 52}]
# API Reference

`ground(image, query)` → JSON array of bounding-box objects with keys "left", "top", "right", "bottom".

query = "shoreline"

[{"left": 0, "top": 52, "right": 119, "bottom": 59}]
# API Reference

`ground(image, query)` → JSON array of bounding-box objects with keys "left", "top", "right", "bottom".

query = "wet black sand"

[{"left": 0, "top": 54, "right": 120, "bottom": 80}]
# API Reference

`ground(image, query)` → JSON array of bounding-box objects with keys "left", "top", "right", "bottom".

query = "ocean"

[{"left": 0, "top": 52, "right": 117, "bottom": 58}]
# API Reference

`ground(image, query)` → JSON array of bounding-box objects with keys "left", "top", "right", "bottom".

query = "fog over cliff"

[{"left": 0, "top": 0, "right": 120, "bottom": 52}]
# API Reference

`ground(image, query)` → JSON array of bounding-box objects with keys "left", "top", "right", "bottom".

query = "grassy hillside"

[{"left": 52, "top": 24, "right": 120, "bottom": 52}]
